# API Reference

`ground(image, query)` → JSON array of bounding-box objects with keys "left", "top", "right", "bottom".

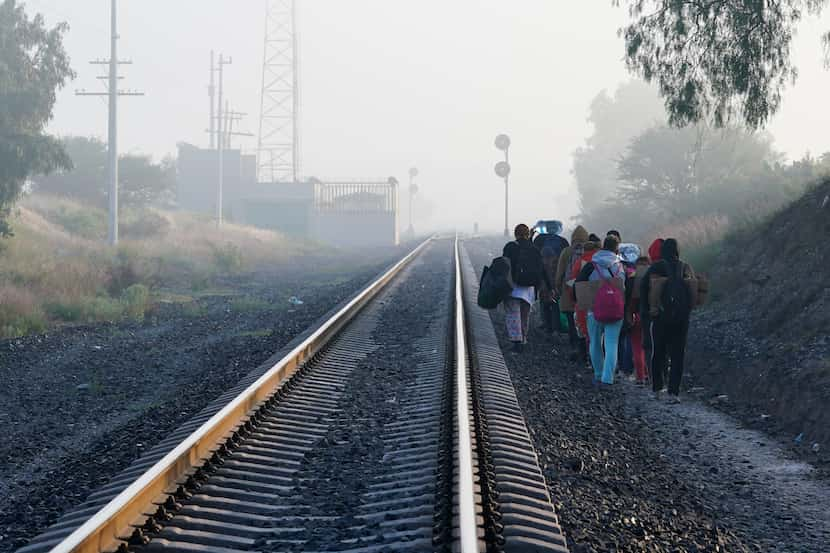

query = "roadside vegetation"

[
  {"left": 0, "top": 195, "right": 308, "bottom": 338},
  {"left": 573, "top": 81, "right": 830, "bottom": 279}
]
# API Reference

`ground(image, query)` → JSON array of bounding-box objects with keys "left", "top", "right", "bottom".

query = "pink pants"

[{"left": 504, "top": 298, "right": 531, "bottom": 343}]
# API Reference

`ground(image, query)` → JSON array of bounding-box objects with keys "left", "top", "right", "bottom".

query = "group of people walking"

[{"left": 492, "top": 221, "right": 703, "bottom": 402}]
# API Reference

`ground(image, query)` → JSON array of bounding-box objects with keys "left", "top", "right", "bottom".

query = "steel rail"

[
  {"left": 454, "top": 235, "right": 480, "bottom": 552},
  {"left": 48, "top": 238, "right": 433, "bottom": 553}
]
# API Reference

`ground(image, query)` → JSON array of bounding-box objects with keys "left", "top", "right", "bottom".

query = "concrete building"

[{"left": 176, "top": 144, "right": 399, "bottom": 247}]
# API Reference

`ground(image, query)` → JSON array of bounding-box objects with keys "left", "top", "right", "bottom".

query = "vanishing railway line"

[{"left": 18, "top": 238, "right": 567, "bottom": 553}]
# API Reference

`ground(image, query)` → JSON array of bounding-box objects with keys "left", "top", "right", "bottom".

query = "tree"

[
  {"left": 618, "top": 125, "right": 808, "bottom": 225},
  {"left": 572, "top": 80, "right": 665, "bottom": 214},
  {"left": 619, "top": 0, "right": 830, "bottom": 129},
  {"left": 0, "top": 0, "right": 74, "bottom": 236},
  {"left": 32, "top": 136, "right": 176, "bottom": 208},
  {"left": 31, "top": 136, "right": 107, "bottom": 204}
]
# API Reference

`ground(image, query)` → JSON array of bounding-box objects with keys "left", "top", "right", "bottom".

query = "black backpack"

[
  {"left": 539, "top": 234, "right": 567, "bottom": 259},
  {"left": 514, "top": 243, "right": 543, "bottom": 287},
  {"left": 659, "top": 262, "right": 692, "bottom": 324},
  {"left": 478, "top": 257, "right": 513, "bottom": 309}
]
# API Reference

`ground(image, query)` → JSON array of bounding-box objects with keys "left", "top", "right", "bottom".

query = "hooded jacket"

[
  {"left": 639, "top": 241, "right": 696, "bottom": 320},
  {"left": 554, "top": 225, "right": 589, "bottom": 292},
  {"left": 648, "top": 239, "right": 664, "bottom": 263},
  {"left": 576, "top": 249, "right": 626, "bottom": 284}
]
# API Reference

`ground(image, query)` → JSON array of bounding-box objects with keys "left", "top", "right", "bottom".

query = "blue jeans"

[{"left": 587, "top": 313, "right": 623, "bottom": 384}]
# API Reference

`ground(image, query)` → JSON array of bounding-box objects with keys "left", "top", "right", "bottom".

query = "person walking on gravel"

[
  {"left": 532, "top": 220, "right": 569, "bottom": 334},
  {"left": 503, "top": 224, "right": 548, "bottom": 353},
  {"left": 640, "top": 238, "right": 696, "bottom": 402},
  {"left": 576, "top": 235, "right": 626, "bottom": 385},
  {"left": 555, "top": 225, "right": 590, "bottom": 358}
]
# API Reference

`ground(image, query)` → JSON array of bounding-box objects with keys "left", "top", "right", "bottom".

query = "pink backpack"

[{"left": 592, "top": 263, "right": 624, "bottom": 323}]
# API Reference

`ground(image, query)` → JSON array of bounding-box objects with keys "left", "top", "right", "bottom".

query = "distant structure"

[
  {"left": 177, "top": 0, "right": 400, "bottom": 248},
  {"left": 177, "top": 143, "right": 398, "bottom": 247},
  {"left": 257, "top": 0, "right": 299, "bottom": 184}
]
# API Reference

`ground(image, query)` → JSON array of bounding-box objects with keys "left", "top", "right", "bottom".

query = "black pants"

[
  {"left": 540, "top": 300, "right": 562, "bottom": 333},
  {"left": 650, "top": 320, "right": 689, "bottom": 395},
  {"left": 565, "top": 311, "right": 578, "bottom": 345}
]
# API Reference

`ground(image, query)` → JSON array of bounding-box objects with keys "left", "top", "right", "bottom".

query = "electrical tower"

[{"left": 257, "top": 0, "right": 300, "bottom": 184}]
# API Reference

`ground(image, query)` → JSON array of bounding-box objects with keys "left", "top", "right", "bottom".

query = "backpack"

[
  {"left": 540, "top": 234, "right": 567, "bottom": 259},
  {"left": 592, "top": 263, "right": 624, "bottom": 323},
  {"left": 478, "top": 257, "right": 513, "bottom": 309},
  {"left": 659, "top": 262, "right": 692, "bottom": 324},
  {"left": 514, "top": 243, "right": 543, "bottom": 287}
]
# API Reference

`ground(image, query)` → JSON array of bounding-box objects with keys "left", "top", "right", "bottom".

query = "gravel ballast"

[
  {"left": 466, "top": 237, "right": 830, "bottom": 553},
  {"left": 0, "top": 248, "right": 405, "bottom": 552}
]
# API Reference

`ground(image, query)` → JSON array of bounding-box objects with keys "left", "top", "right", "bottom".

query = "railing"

[{"left": 314, "top": 181, "right": 398, "bottom": 214}]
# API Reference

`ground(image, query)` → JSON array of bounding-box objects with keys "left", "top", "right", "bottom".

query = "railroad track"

[{"left": 19, "top": 238, "right": 568, "bottom": 553}]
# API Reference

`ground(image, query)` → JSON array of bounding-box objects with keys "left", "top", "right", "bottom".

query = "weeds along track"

[{"left": 18, "top": 238, "right": 567, "bottom": 553}]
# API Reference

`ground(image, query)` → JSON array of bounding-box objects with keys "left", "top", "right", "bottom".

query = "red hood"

[{"left": 648, "top": 239, "right": 664, "bottom": 263}]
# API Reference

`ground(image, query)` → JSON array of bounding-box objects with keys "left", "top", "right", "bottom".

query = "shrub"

[
  {"left": 210, "top": 242, "right": 244, "bottom": 274},
  {"left": 45, "top": 296, "right": 125, "bottom": 323},
  {"left": 121, "top": 209, "right": 171, "bottom": 239},
  {"left": 84, "top": 297, "right": 124, "bottom": 322},
  {"left": 121, "top": 284, "right": 150, "bottom": 320},
  {"left": 51, "top": 206, "right": 107, "bottom": 240},
  {"left": 0, "top": 285, "right": 47, "bottom": 338},
  {"left": 108, "top": 246, "right": 158, "bottom": 294}
]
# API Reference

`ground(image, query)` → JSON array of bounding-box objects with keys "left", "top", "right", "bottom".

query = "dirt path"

[{"left": 622, "top": 385, "right": 830, "bottom": 550}]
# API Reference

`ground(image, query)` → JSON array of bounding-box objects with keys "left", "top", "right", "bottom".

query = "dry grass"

[
  {"left": 648, "top": 214, "right": 731, "bottom": 251},
  {"left": 0, "top": 194, "right": 306, "bottom": 338}
]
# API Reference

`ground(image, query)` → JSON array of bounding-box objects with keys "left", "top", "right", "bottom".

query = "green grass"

[
  {"left": 121, "top": 284, "right": 150, "bottom": 320},
  {"left": 0, "top": 311, "right": 47, "bottom": 338}
]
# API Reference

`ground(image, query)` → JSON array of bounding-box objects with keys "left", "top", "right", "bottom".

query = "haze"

[{"left": 29, "top": 0, "right": 830, "bottom": 232}]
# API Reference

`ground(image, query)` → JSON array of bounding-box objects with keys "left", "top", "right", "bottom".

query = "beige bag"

[
  {"left": 648, "top": 263, "right": 698, "bottom": 316},
  {"left": 575, "top": 278, "right": 624, "bottom": 311}
]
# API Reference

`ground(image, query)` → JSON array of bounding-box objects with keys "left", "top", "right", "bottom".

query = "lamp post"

[
  {"left": 407, "top": 167, "right": 419, "bottom": 236},
  {"left": 494, "top": 134, "right": 511, "bottom": 237}
]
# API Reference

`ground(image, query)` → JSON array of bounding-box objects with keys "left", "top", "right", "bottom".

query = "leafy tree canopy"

[
  {"left": 31, "top": 136, "right": 176, "bottom": 208},
  {"left": 619, "top": 0, "right": 830, "bottom": 129},
  {"left": 0, "top": 0, "right": 74, "bottom": 236},
  {"left": 573, "top": 80, "right": 665, "bottom": 214}
]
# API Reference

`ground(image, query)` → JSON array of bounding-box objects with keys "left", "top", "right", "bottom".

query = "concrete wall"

[
  {"left": 176, "top": 145, "right": 399, "bottom": 247},
  {"left": 311, "top": 211, "right": 399, "bottom": 248}
]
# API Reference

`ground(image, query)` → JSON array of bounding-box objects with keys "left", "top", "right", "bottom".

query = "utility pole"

[
  {"left": 223, "top": 109, "right": 254, "bottom": 150},
  {"left": 209, "top": 51, "right": 216, "bottom": 149},
  {"left": 407, "top": 167, "right": 419, "bottom": 236},
  {"left": 76, "top": 0, "right": 143, "bottom": 246},
  {"left": 216, "top": 54, "right": 232, "bottom": 226}
]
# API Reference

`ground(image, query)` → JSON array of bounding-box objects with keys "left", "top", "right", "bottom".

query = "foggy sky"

[{"left": 28, "top": 1, "right": 830, "bottom": 232}]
